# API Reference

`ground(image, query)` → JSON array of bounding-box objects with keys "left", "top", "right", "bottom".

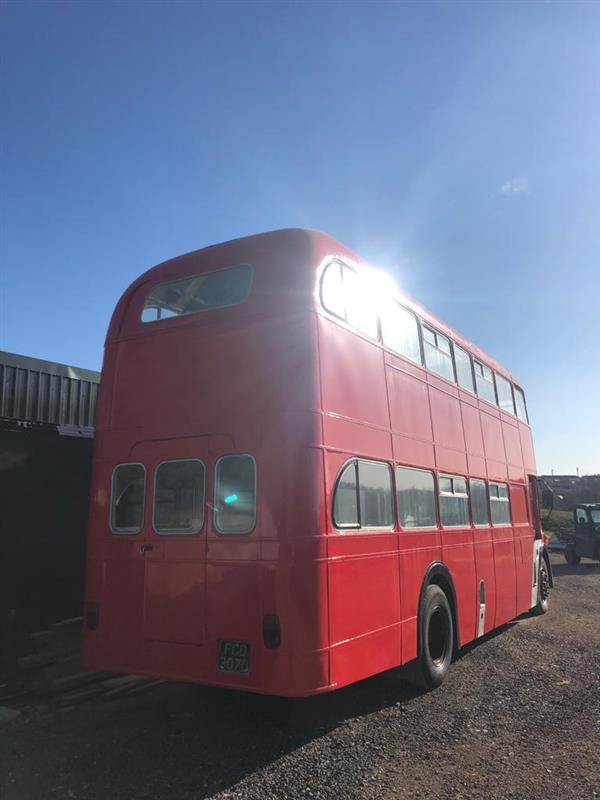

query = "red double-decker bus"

[{"left": 83, "top": 228, "right": 551, "bottom": 695}]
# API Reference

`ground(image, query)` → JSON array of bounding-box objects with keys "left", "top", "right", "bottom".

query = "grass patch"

[{"left": 541, "top": 508, "right": 573, "bottom": 539}]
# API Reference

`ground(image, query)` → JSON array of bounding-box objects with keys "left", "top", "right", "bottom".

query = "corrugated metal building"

[{"left": 0, "top": 351, "right": 100, "bottom": 427}]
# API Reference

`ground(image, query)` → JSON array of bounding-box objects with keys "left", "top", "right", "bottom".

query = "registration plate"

[{"left": 217, "top": 639, "right": 250, "bottom": 674}]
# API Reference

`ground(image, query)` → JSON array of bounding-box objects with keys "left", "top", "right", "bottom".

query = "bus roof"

[{"left": 108, "top": 227, "right": 522, "bottom": 387}]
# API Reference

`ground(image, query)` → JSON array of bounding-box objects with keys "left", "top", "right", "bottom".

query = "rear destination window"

[
  {"left": 214, "top": 455, "right": 256, "bottom": 534},
  {"left": 141, "top": 263, "right": 253, "bottom": 322},
  {"left": 110, "top": 463, "right": 145, "bottom": 533}
]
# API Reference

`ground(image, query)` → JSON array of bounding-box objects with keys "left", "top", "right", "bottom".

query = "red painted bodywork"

[{"left": 83, "top": 228, "right": 539, "bottom": 696}]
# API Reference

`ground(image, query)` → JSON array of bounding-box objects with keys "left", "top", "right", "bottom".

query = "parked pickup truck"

[{"left": 563, "top": 504, "right": 600, "bottom": 565}]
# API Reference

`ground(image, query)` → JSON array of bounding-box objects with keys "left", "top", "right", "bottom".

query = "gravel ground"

[{"left": 1, "top": 554, "right": 599, "bottom": 800}]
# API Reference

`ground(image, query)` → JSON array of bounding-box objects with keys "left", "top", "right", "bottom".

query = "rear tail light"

[
  {"left": 86, "top": 602, "right": 100, "bottom": 630},
  {"left": 262, "top": 614, "right": 281, "bottom": 649}
]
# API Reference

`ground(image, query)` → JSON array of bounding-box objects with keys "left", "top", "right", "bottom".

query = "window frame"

[
  {"left": 109, "top": 462, "right": 146, "bottom": 535},
  {"left": 380, "top": 301, "right": 424, "bottom": 366},
  {"left": 489, "top": 481, "right": 512, "bottom": 525},
  {"left": 438, "top": 473, "right": 470, "bottom": 529},
  {"left": 320, "top": 259, "right": 346, "bottom": 323},
  {"left": 495, "top": 372, "right": 516, "bottom": 416},
  {"left": 213, "top": 454, "right": 257, "bottom": 536},
  {"left": 332, "top": 459, "right": 360, "bottom": 530},
  {"left": 141, "top": 262, "right": 254, "bottom": 324},
  {"left": 152, "top": 458, "right": 206, "bottom": 536},
  {"left": 332, "top": 458, "right": 395, "bottom": 532},
  {"left": 513, "top": 385, "right": 529, "bottom": 423},
  {"left": 422, "top": 323, "right": 456, "bottom": 384},
  {"left": 454, "top": 343, "right": 476, "bottom": 394},
  {"left": 469, "top": 477, "right": 490, "bottom": 527},
  {"left": 319, "top": 260, "right": 380, "bottom": 342},
  {"left": 473, "top": 359, "right": 497, "bottom": 405},
  {"left": 395, "top": 465, "right": 439, "bottom": 531}
]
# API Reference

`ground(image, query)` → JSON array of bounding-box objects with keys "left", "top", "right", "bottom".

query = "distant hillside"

[{"left": 538, "top": 474, "right": 600, "bottom": 510}]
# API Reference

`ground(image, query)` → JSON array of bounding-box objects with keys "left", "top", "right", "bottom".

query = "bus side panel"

[
  {"left": 324, "top": 447, "right": 401, "bottom": 688},
  {"left": 519, "top": 424, "right": 537, "bottom": 474},
  {"left": 502, "top": 420, "right": 526, "bottom": 482},
  {"left": 492, "top": 525, "right": 517, "bottom": 626},
  {"left": 318, "top": 318, "right": 389, "bottom": 430},
  {"left": 441, "top": 529, "right": 477, "bottom": 646},
  {"left": 473, "top": 530, "right": 497, "bottom": 636},
  {"left": 398, "top": 530, "right": 442, "bottom": 664},
  {"left": 510, "top": 484, "right": 535, "bottom": 615},
  {"left": 328, "top": 533, "right": 401, "bottom": 687},
  {"left": 481, "top": 411, "right": 509, "bottom": 481}
]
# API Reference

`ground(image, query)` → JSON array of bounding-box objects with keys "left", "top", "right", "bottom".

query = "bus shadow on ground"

[
  {"left": 551, "top": 561, "right": 600, "bottom": 577},
  {"left": 69, "top": 672, "right": 421, "bottom": 799},
  {"left": 66, "top": 622, "right": 533, "bottom": 798}
]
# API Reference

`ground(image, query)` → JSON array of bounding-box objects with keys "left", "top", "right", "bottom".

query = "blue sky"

[{"left": 1, "top": 1, "right": 599, "bottom": 474}]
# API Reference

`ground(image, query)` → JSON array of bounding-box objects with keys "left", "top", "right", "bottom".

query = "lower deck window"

[
  {"left": 154, "top": 460, "right": 205, "bottom": 533},
  {"left": 333, "top": 459, "right": 393, "bottom": 529},
  {"left": 214, "top": 455, "right": 256, "bottom": 534},
  {"left": 110, "top": 463, "right": 145, "bottom": 533},
  {"left": 439, "top": 475, "right": 469, "bottom": 527},
  {"left": 470, "top": 478, "right": 490, "bottom": 525},
  {"left": 490, "top": 482, "right": 511, "bottom": 524},
  {"left": 396, "top": 466, "right": 437, "bottom": 529}
]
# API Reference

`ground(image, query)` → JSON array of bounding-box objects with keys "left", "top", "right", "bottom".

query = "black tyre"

[
  {"left": 411, "top": 584, "right": 454, "bottom": 690},
  {"left": 564, "top": 544, "right": 580, "bottom": 566},
  {"left": 533, "top": 558, "right": 550, "bottom": 615}
]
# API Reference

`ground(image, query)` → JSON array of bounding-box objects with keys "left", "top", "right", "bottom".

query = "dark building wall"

[{"left": 0, "top": 352, "right": 101, "bottom": 663}]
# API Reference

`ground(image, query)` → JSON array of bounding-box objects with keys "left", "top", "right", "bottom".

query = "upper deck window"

[
  {"left": 454, "top": 344, "right": 475, "bottom": 393},
  {"left": 495, "top": 373, "right": 516, "bottom": 415},
  {"left": 422, "top": 325, "right": 455, "bottom": 383},
  {"left": 320, "top": 261, "right": 379, "bottom": 340},
  {"left": 380, "top": 302, "right": 421, "bottom": 364},
  {"left": 514, "top": 386, "right": 528, "bottom": 423},
  {"left": 474, "top": 360, "right": 496, "bottom": 405},
  {"left": 141, "top": 263, "right": 253, "bottom": 322}
]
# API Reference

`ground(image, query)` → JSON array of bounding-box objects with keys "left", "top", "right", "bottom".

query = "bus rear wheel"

[{"left": 412, "top": 584, "right": 454, "bottom": 690}]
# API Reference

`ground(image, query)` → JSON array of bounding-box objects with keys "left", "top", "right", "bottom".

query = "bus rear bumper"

[{"left": 82, "top": 635, "right": 332, "bottom": 697}]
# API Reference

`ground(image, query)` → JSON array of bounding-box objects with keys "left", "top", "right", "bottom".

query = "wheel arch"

[
  {"left": 418, "top": 562, "right": 461, "bottom": 652},
  {"left": 541, "top": 544, "right": 554, "bottom": 587}
]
